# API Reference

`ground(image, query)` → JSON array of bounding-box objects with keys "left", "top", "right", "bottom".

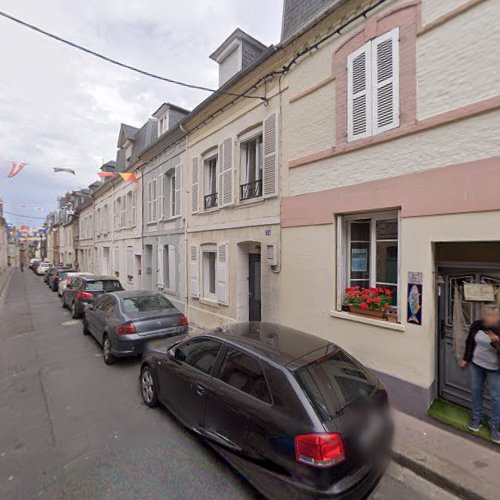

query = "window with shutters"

[
  {"left": 164, "top": 170, "right": 176, "bottom": 219},
  {"left": 201, "top": 244, "right": 217, "bottom": 300},
  {"left": 126, "top": 191, "right": 133, "bottom": 226},
  {"left": 163, "top": 244, "right": 176, "bottom": 292},
  {"left": 337, "top": 211, "right": 400, "bottom": 315},
  {"left": 204, "top": 153, "right": 218, "bottom": 210},
  {"left": 240, "top": 132, "right": 263, "bottom": 201},
  {"left": 127, "top": 246, "right": 134, "bottom": 282},
  {"left": 148, "top": 179, "right": 157, "bottom": 223},
  {"left": 347, "top": 28, "right": 399, "bottom": 142}
]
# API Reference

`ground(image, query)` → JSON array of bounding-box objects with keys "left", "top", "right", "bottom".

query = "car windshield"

[
  {"left": 86, "top": 280, "right": 122, "bottom": 292},
  {"left": 295, "top": 349, "right": 378, "bottom": 421},
  {"left": 121, "top": 294, "right": 174, "bottom": 313}
]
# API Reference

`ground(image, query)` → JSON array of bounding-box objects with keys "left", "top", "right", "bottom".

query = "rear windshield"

[
  {"left": 58, "top": 272, "right": 68, "bottom": 279},
  {"left": 85, "top": 280, "right": 122, "bottom": 292},
  {"left": 295, "top": 350, "right": 378, "bottom": 421},
  {"left": 121, "top": 294, "right": 174, "bottom": 313}
]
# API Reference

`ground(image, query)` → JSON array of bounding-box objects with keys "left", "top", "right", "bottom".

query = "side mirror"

[{"left": 170, "top": 348, "right": 185, "bottom": 362}]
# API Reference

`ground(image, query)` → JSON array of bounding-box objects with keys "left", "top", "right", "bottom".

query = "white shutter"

[
  {"left": 191, "top": 157, "right": 199, "bottom": 214},
  {"left": 262, "top": 113, "right": 278, "bottom": 197},
  {"left": 127, "top": 246, "right": 133, "bottom": 277},
  {"left": 216, "top": 243, "right": 228, "bottom": 305},
  {"left": 147, "top": 182, "right": 152, "bottom": 223},
  {"left": 175, "top": 163, "right": 182, "bottom": 217},
  {"left": 190, "top": 245, "right": 199, "bottom": 297},
  {"left": 168, "top": 244, "right": 176, "bottom": 292},
  {"left": 372, "top": 28, "right": 399, "bottom": 134},
  {"left": 132, "top": 188, "right": 137, "bottom": 226},
  {"left": 347, "top": 43, "right": 372, "bottom": 141},
  {"left": 157, "top": 175, "right": 164, "bottom": 221},
  {"left": 114, "top": 247, "right": 120, "bottom": 274},
  {"left": 218, "top": 143, "right": 224, "bottom": 207},
  {"left": 157, "top": 245, "right": 164, "bottom": 289},
  {"left": 220, "top": 138, "right": 233, "bottom": 206}
]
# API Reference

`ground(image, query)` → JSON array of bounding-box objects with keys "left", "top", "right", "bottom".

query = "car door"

[
  {"left": 93, "top": 296, "right": 115, "bottom": 344},
  {"left": 159, "top": 337, "right": 223, "bottom": 431},
  {"left": 65, "top": 277, "right": 80, "bottom": 306},
  {"left": 202, "top": 347, "right": 273, "bottom": 457},
  {"left": 86, "top": 295, "right": 105, "bottom": 338}
]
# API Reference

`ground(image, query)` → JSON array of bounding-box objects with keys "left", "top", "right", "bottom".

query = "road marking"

[{"left": 61, "top": 320, "right": 80, "bottom": 326}]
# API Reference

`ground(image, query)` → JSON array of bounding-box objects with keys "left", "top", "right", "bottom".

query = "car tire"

[
  {"left": 82, "top": 319, "right": 90, "bottom": 336},
  {"left": 71, "top": 302, "right": 80, "bottom": 319},
  {"left": 140, "top": 366, "right": 158, "bottom": 407},
  {"left": 103, "top": 336, "right": 116, "bottom": 365}
]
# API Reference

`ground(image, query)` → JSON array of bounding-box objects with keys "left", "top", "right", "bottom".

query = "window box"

[{"left": 348, "top": 305, "right": 385, "bottom": 319}]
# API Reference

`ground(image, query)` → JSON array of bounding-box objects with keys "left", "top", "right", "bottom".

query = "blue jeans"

[{"left": 471, "top": 362, "right": 500, "bottom": 429}]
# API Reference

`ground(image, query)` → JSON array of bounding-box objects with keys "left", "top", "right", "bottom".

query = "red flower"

[
  {"left": 384, "top": 289, "right": 392, "bottom": 295},
  {"left": 384, "top": 304, "right": 391, "bottom": 309},
  {"left": 360, "top": 302, "right": 369, "bottom": 309}
]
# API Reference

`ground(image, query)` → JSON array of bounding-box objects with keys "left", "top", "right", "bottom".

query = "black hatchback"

[
  {"left": 140, "top": 322, "right": 393, "bottom": 499},
  {"left": 62, "top": 275, "right": 123, "bottom": 318}
]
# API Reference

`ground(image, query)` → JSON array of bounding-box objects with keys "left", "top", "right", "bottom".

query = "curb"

[
  {"left": 0, "top": 268, "right": 12, "bottom": 303},
  {"left": 391, "top": 449, "right": 485, "bottom": 500}
]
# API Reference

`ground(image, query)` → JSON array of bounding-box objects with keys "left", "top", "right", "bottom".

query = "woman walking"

[{"left": 460, "top": 304, "right": 500, "bottom": 444}]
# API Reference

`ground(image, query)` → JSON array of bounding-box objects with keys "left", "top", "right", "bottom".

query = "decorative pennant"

[
  {"left": 53, "top": 167, "right": 76, "bottom": 175},
  {"left": 119, "top": 173, "right": 138, "bottom": 183},
  {"left": 8, "top": 161, "right": 27, "bottom": 178},
  {"left": 98, "top": 172, "right": 116, "bottom": 178}
]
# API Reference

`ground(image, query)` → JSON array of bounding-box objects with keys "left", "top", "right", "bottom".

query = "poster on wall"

[
  {"left": 351, "top": 248, "right": 368, "bottom": 272},
  {"left": 407, "top": 271, "right": 423, "bottom": 325}
]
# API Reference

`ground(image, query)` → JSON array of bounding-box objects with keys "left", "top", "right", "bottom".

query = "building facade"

[{"left": 278, "top": 0, "right": 500, "bottom": 416}]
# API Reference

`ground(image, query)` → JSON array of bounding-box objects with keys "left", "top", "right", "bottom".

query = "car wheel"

[
  {"left": 141, "top": 366, "right": 158, "bottom": 407},
  {"left": 103, "top": 336, "right": 116, "bottom": 365},
  {"left": 82, "top": 319, "right": 90, "bottom": 336},
  {"left": 71, "top": 302, "right": 80, "bottom": 319}
]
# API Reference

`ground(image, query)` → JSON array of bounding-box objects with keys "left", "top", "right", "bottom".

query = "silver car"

[{"left": 83, "top": 290, "right": 188, "bottom": 364}]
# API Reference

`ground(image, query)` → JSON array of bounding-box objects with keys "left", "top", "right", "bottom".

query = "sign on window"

[{"left": 351, "top": 248, "right": 368, "bottom": 272}]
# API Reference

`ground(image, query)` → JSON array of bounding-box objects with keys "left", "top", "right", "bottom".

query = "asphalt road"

[{"left": 0, "top": 270, "right": 458, "bottom": 500}]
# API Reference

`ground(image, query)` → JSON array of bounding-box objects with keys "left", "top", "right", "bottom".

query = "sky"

[{"left": 0, "top": 0, "right": 283, "bottom": 227}]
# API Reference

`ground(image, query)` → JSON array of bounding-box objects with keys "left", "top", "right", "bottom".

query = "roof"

[
  {"left": 117, "top": 123, "right": 139, "bottom": 147},
  {"left": 209, "top": 28, "right": 268, "bottom": 62},
  {"left": 208, "top": 322, "right": 333, "bottom": 368},
  {"left": 152, "top": 102, "right": 191, "bottom": 119}
]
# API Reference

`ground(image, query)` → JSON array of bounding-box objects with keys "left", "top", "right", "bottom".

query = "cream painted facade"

[
  {"left": 78, "top": 203, "right": 95, "bottom": 272},
  {"left": 278, "top": 0, "right": 500, "bottom": 415}
]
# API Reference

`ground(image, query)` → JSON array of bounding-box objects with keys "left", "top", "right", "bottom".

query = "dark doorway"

[{"left": 249, "top": 253, "right": 261, "bottom": 321}]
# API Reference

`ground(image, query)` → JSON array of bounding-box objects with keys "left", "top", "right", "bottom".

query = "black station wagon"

[{"left": 140, "top": 322, "right": 393, "bottom": 499}]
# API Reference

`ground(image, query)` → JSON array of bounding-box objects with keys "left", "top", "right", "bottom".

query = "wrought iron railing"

[
  {"left": 204, "top": 192, "right": 218, "bottom": 209},
  {"left": 240, "top": 179, "right": 262, "bottom": 201}
]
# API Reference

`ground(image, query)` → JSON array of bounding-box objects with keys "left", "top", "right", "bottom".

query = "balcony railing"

[
  {"left": 240, "top": 179, "right": 262, "bottom": 201},
  {"left": 204, "top": 192, "right": 218, "bottom": 209}
]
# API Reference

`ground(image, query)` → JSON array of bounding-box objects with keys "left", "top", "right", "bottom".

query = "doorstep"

[{"left": 391, "top": 408, "right": 500, "bottom": 500}]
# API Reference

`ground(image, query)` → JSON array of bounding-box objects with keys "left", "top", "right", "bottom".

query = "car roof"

[
  {"left": 81, "top": 275, "right": 119, "bottom": 281},
  {"left": 111, "top": 290, "right": 162, "bottom": 299},
  {"left": 203, "top": 322, "right": 336, "bottom": 369}
]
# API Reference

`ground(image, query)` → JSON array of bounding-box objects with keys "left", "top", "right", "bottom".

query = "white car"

[
  {"left": 36, "top": 262, "right": 52, "bottom": 275},
  {"left": 58, "top": 272, "right": 95, "bottom": 296}
]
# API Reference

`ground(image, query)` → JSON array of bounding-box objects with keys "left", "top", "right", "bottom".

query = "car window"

[
  {"left": 121, "top": 294, "right": 173, "bottom": 313},
  {"left": 69, "top": 278, "right": 81, "bottom": 289},
  {"left": 86, "top": 280, "right": 122, "bottom": 292},
  {"left": 295, "top": 349, "right": 378, "bottom": 421},
  {"left": 175, "top": 338, "right": 222, "bottom": 375},
  {"left": 58, "top": 272, "right": 68, "bottom": 279},
  {"left": 100, "top": 297, "right": 115, "bottom": 313},
  {"left": 217, "top": 348, "right": 272, "bottom": 403}
]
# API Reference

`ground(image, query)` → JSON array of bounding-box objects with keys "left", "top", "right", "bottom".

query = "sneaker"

[
  {"left": 468, "top": 418, "right": 481, "bottom": 432},
  {"left": 491, "top": 427, "right": 500, "bottom": 445}
]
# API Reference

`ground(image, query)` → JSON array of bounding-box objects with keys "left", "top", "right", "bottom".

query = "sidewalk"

[{"left": 392, "top": 409, "right": 499, "bottom": 500}]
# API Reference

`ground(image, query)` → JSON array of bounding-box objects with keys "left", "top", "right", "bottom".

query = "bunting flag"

[
  {"left": 8, "top": 161, "right": 27, "bottom": 178},
  {"left": 53, "top": 167, "right": 76, "bottom": 175},
  {"left": 98, "top": 172, "right": 115, "bottom": 178},
  {"left": 119, "top": 173, "right": 138, "bottom": 183}
]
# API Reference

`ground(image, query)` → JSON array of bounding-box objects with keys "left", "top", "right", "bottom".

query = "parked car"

[
  {"left": 58, "top": 272, "right": 95, "bottom": 297},
  {"left": 62, "top": 275, "right": 123, "bottom": 319},
  {"left": 83, "top": 290, "right": 188, "bottom": 364},
  {"left": 29, "top": 258, "right": 41, "bottom": 271},
  {"left": 49, "top": 268, "right": 72, "bottom": 292},
  {"left": 140, "top": 322, "right": 393, "bottom": 500},
  {"left": 36, "top": 262, "right": 52, "bottom": 275},
  {"left": 44, "top": 266, "right": 57, "bottom": 284}
]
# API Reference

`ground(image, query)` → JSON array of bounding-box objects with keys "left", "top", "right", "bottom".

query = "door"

[
  {"left": 438, "top": 267, "right": 500, "bottom": 410},
  {"left": 159, "top": 338, "right": 223, "bottom": 430},
  {"left": 249, "top": 254, "right": 261, "bottom": 321}
]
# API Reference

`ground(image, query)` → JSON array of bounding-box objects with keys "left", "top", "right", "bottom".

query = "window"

[
  {"left": 339, "top": 211, "right": 399, "bottom": 308},
  {"left": 127, "top": 246, "right": 134, "bottom": 282},
  {"left": 347, "top": 28, "right": 399, "bottom": 142},
  {"left": 218, "top": 348, "right": 271, "bottom": 403},
  {"left": 175, "top": 338, "right": 222, "bottom": 375},
  {"left": 202, "top": 247, "right": 217, "bottom": 300},
  {"left": 121, "top": 294, "right": 173, "bottom": 313},
  {"left": 85, "top": 279, "right": 123, "bottom": 292},
  {"left": 148, "top": 179, "right": 157, "bottom": 222},
  {"left": 240, "top": 133, "right": 263, "bottom": 201},
  {"left": 164, "top": 171, "right": 176, "bottom": 219},
  {"left": 170, "top": 173, "right": 176, "bottom": 217},
  {"left": 204, "top": 154, "right": 218, "bottom": 209},
  {"left": 126, "top": 191, "right": 133, "bottom": 226}
]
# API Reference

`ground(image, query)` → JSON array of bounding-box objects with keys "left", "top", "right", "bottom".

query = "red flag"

[
  {"left": 8, "top": 162, "right": 26, "bottom": 178},
  {"left": 98, "top": 172, "right": 115, "bottom": 178}
]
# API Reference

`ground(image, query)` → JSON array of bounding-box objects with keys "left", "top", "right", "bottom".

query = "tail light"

[
  {"left": 117, "top": 322, "right": 137, "bottom": 336},
  {"left": 76, "top": 291, "right": 93, "bottom": 300},
  {"left": 295, "top": 433, "right": 345, "bottom": 467},
  {"left": 178, "top": 314, "right": 188, "bottom": 326},
  {"left": 66, "top": 277, "right": 72, "bottom": 285}
]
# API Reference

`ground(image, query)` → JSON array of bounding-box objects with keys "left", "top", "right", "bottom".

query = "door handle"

[{"left": 195, "top": 384, "right": 206, "bottom": 396}]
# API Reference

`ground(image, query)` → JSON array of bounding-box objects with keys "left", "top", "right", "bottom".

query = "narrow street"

[{"left": 0, "top": 270, "right": 458, "bottom": 500}]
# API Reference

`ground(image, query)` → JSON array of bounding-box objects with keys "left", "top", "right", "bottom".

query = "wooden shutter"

[
  {"left": 372, "top": 28, "right": 399, "bottom": 134},
  {"left": 127, "top": 246, "right": 133, "bottom": 278},
  {"left": 114, "top": 246, "right": 120, "bottom": 274},
  {"left": 168, "top": 244, "right": 176, "bottom": 292},
  {"left": 262, "top": 113, "right": 278, "bottom": 197},
  {"left": 157, "top": 175, "right": 164, "bottom": 221},
  {"left": 347, "top": 43, "right": 372, "bottom": 141},
  {"left": 147, "top": 182, "right": 152, "bottom": 222},
  {"left": 132, "top": 188, "right": 137, "bottom": 226},
  {"left": 191, "top": 157, "right": 199, "bottom": 214},
  {"left": 219, "top": 138, "right": 233, "bottom": 206},
  {"left": 175, "top": 163, "right": 182, "bottom": 217},
  {"left": 216, "top": 243, "right": 228, "bottom": 304},
  {"left": 190, "top": 245, "right": 199, "bottom": 297},
  {"left": 218, "top": 143, "right": 224, "bottom": 208},
  {"left": 157, "top": 245, "right": 164, "bottom": 289}
]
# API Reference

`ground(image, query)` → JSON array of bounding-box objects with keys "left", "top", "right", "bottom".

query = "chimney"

[{"left": 210, "top": 28, "right": 267, "bottom": 87}]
